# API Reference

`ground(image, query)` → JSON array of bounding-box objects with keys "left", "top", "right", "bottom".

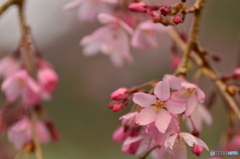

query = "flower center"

[
  {"left": 174, "top": 136, "right": 185, "bottom": 150},
  {"left": 184, "top": 88, "right": 195, "bottom": 96},
  {"left": 151, "top": 100, "right": 164, "bottom": 112},
  {"left": 17, "top": 78, "right": 26, "bottom": 89}
]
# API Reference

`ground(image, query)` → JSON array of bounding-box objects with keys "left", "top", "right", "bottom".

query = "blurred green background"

[{"left": 0, "top": 0, "right": 240, "bottom": 158}]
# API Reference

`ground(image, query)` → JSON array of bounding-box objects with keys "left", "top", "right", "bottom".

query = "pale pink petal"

[
  {"left": 198, "top": 104, "right": 212, "bottom": 125},
  {"left": 97, "top": 13, "right": 117, "bottom": 24},
  {"left": 102, "top": 0, "right": 118, "bottom": 4},
  {"left": 194, "top": 137, "right": 209, "bottom": 151},
  {"left": 165, "top": 98, "right": 186, "bottom": 114},
  {"left": 119, "top": 112, "right": 138, "bottom": 120},
  {"left": 179, "top": 132, "right": 197, "bottom": 147},
  {"left": 196, "top": 88, "right": 205, "bottom": 103},
  {"left": 27, "top": 78, "right": 40, "bottom": 93},
  {"left": 167, "top": 117, "right": 180, "bottom": 133},
  {"left": 37, "top": 122, "right": 50, "bottom": 144},
  {"left": 181, "top": 82, "right": 197, "bottom": 89},
  {"left": 2, "top": 78, "right": 20, "bottom": 102},
  {"left": 155, "top": 109, "right": 172, "bottom": 133},
  {"left": 157, "top": 147, "right": 174, "bottom": 159},
  {"left": 185, "top": 95, "right": 198, "bottom": 116},
  {"left": 164, "top": 133, "right": 178, "bottom": 149},
  {"left": 63, "top": 0, "right": 83, "bottom": 10},
  {"left": 152, "top": 126, "right": 167, "bottom": 146},
  {"left": 109, "top": 52, "right": 124, "bottom": 67},
  {"left": 172, "top": 144, "right": 187, "bottom": 159},
  {"left": 123, "top": 136, "right": 143, "bottom": 145},
  {"left": 133, "top": 92, "right": 156, "bottom": 107},
  {"left": 136, "top": 107, "right": 156, "bottom": 125},
  {"left": 154, "top": 79, "right": 170, "bottom": 101},
  {"left": 164, "top": 75, "right": 185, "bottom": 90}
]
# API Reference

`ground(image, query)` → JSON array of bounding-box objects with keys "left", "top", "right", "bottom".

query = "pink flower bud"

[
  {"left": 160, "top": 6, "right": 171, "bottom": 16},
  {"left": 173, "top": 14, "right": 183, "bottom": 24},
  {"left": 233, "top": 68, "right": 240, "bottom": 79},
  {"left": 191, "top": 145, "right": 203, "bottom": 157},
  {"left": 110, "top": 88, "right": 128, "bottom": 101},
  {"left": 129, "top": 2, "right": 147, "bottom": 13},
  {"left": 112, "top": 103, "right": 124, "bottom": 112},
  {"left": 45, "top": 120, "right": 60, "bottom": 142},
  {"left": 233, "top": 135, "right": 240, "bottom": 149},
  {"left": 112, "top": 126, "right": 127, "bottom": 142}
]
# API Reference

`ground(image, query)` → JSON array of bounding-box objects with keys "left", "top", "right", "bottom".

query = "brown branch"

[
  {"left": 17, "top": 1, "right": 43, "bottom": 159},
  {"left": 0, "top": 0, "right": 15, "bottom": 16},
  {"left": 175, "top": 0, "right": 206, "bottom": 77},
  {"left": 168, "top": 28, "right": 240, "bottom": 120}
]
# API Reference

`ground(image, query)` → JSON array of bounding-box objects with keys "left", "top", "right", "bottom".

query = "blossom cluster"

[
  {"left": 0, "top": 47, "right": 59, "bottom": 150},
  {"left": 64, "top": 0, "right": 187, "bottom": 67},
  {"left": 110, "top": 75, "right": 212, "bottom": 159}
]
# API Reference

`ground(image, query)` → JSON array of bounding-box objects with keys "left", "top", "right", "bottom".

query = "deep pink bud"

[
  {"left": 233, "top": 135, "right": 240, "bottom": 148},
  {"left": 112, "top": 103, "right": 124, "bottom": 112},
  {"left": 181, "top": 0, "right": 187, "bottom": 2},
  {"left": 112, "top": 126, "right": 127, "bottom": 142},
  {"left": 160, "top": 6, "right": 171, "bottom": 16},
  {"left": 45, "top": 120, "right": 60, "bottom": 142},
  {"left": 110, "top": 87, "right": 128, "bottom": 101},
  {"left": 191, "top": 145, "right": 203, "bottom": 157},
  {"left": 233, "top": 68, "right": 240, "bottom": 79},
  {"left": 129, "top": 2, "right": 147, "bottom": 12},
  {"left": 173, "top": 14, "right": 183, "bottom": 24}
]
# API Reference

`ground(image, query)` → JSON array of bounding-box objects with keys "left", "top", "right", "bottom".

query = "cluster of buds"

[
  {"left": 129, "top": 2, "right": 187, "bottom": 25},
  {"left": 0, "top": 44, "right": 59, "bottom": 151},
  {"left": 110, "top": 75, "right": 212, "bottom": 158}
]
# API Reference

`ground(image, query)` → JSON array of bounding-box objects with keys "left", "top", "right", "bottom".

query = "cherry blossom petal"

[
  {"left": 152, "top": 126, "right": 167, "bottom": 146},
  {"left": 123, "top": 136, "right": 143, "bottom": 145},
  {"left": 194, "top": 137, "right": 209, "bottom": 151},
  {"left": 172, "top": 144, "right": 187, "bottom": 159},
  {"left": 155, "top": 109, "right": 172, "bottom": 133},
  {"left": 165, "top": 98, "right": 186, "bottom": 114},
  {"left": 164, "top": 75, "right": 185, "bottom": 90},
  {"left": 196, "top": 88, "right": 205, "bottom": 103},
  {"left": 179, "top": 132, "right": 198, "bottom": 147},
  {"left": 133, "top": 92, "right": 156, "bottom": 107},
  {"left": 63, "top": 0, "right": 84, "bottom": 10},
  {"left": 136, "top": 107, "right": 156, "bottom": 125},
  {"left": 97, "top": 13, "right": 116, "bottom": 24},
  {"left": 154, "top": 79, "right": 170, "bottom": 101},
  {"left": 198, "top": 104, "right": 212, "bottom": 125},
  {"left": 185, "top": 95, "right": 198, "bottom": 116},
  {"left": 119, "top": 112, "right": 138, "bottom": 120},
  {"left": 164, "top": 133, "right": 178, "bottom": 149},
  {"left": 157, "top": 147, "right": 173, "bottom": 159},
  {"left": 167, "top": 117, "right": 180, "bottom": 133},
  {"left": 181, "top": 82, "right": 197, "bottom": 89},
  {"left": 102, "top": 0, "right": 118, "bottom": 4}
]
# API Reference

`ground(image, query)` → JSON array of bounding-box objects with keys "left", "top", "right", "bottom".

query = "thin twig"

[{"left": 0, "top": 0, "right": 15, "bottom": 16}]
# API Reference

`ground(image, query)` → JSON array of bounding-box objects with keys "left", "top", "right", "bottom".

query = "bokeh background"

[{"left": 0, "top": 0, "right": 240, "bottom": 158}]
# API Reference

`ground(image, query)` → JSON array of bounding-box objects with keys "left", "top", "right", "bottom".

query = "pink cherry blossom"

[
  {"left": 164, "top": 132, "right": 209, "bottom": 151},
  {"left": 133, "top": 79, "right": 186, "bottom": 133},
  {"left": 1, "top": 70, "right": 40, "bottom": 106},
  {"left": 64, "top": 0, "right": 117, "bottom": 22},
  {"left": 0, "top": 56, "right": 21, "bottom": 79},
  {"left": 121, "top": 136, "right": 141, "bottom": 154},
  {"left": 164, "top": 75, "right": 205, "bottom": 116},
  {"left": 7, "top": 118, "right": 31, "bottom": 149},
  {"left": 185, "top": 104, "right": 212, "bottom": 132},
  {"left": 80, "top": 13, "right": 133, "bottom": 67},
  {"left": 110, "top": 87, "right": 128, "bottom": 101},
  {"left": 7, "top": 117, "right": 51, "bottom": 149},
  {"left": 131, "top": 20, "right": 171, "bottom": 49}
]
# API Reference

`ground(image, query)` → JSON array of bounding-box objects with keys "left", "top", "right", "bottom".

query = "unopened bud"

[
  {"left": 159, "top": 6, "right": 172, "bottom": 16},
  {"left": 110, "top": 87, "right": 128, "bottom": 101},
  {"left": 129, "top": 2, "right": 147, "bottom": 13},
  {"left": 181, "top": 0, "right": 187, "bottom": 3},
  {"left": 173, "top": 14, "right": 183, "bottom": 24},
  {"left": 191, "top": 145, "right": 203, "bottom": 157}
]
